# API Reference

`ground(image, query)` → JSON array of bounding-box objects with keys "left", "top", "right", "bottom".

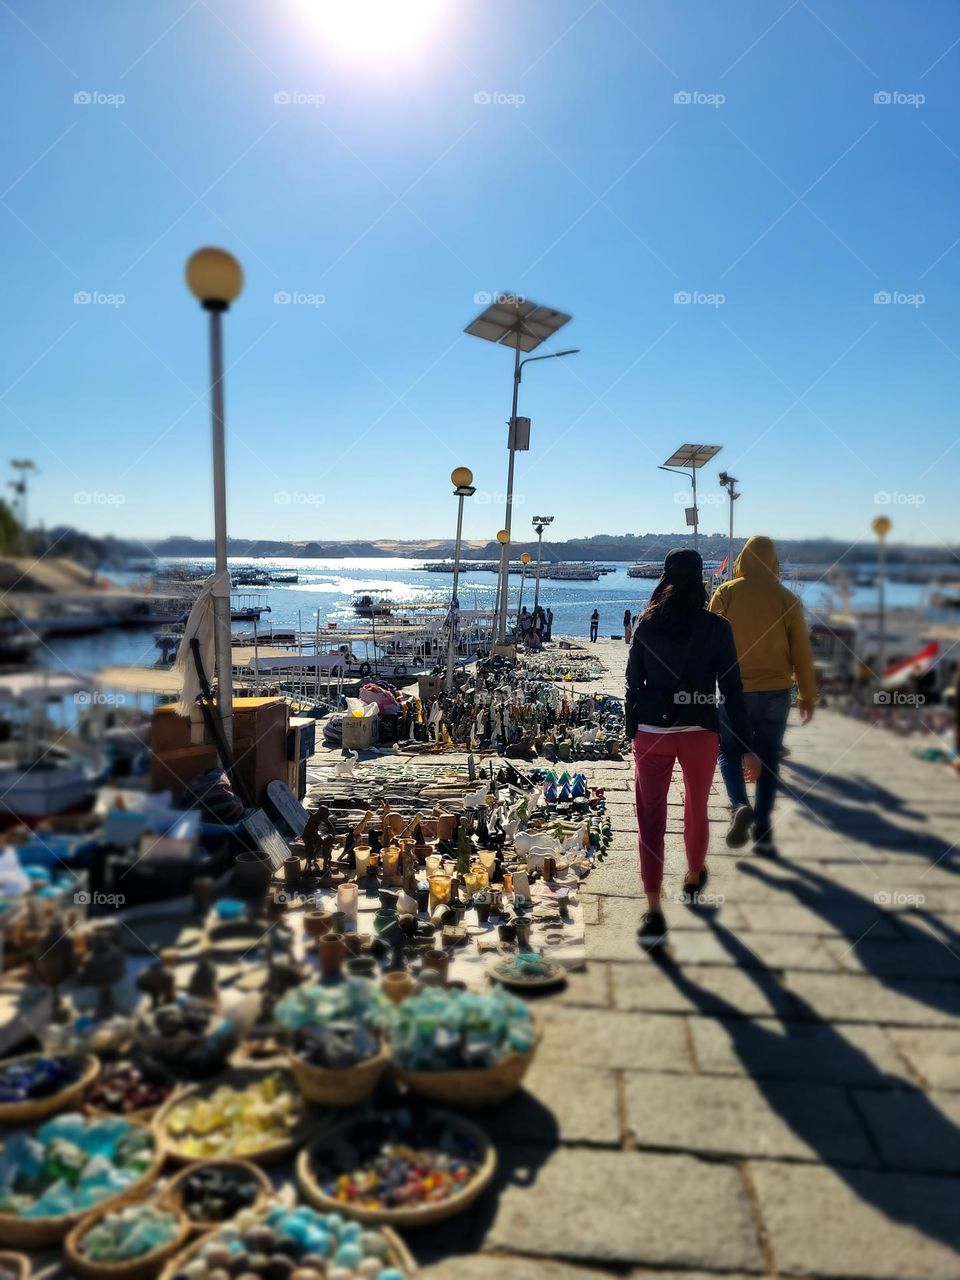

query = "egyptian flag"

[
  {"left": 713, "top": 556, "right": 729, "bottom": 583},
  {"left": 881, "top": 641, "right": 939, "bottom": 690}
]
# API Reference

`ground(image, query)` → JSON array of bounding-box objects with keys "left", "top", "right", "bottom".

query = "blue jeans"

[{"left": 719, "top": 689, "right": 791, "bottom": 842}]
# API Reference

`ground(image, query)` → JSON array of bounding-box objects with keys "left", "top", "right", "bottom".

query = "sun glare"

[{"left": 306, "top": 0, "right": 449, "bottom": 61}]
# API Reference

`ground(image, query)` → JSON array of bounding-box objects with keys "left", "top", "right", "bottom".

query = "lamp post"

[
  {"left": 10, "top": 460, "right": 35, "bottom": 554},
  {"left": 494, "top": 529, "right": 510, "bottom": 646},
  {"left": 185, "top": 247, "right": 244, "bottom": 750},
  {"left": 464, "top": 295, "right": 577, "bottom": 641},
  {"left": 872, "top": 515, "right": 891, "bottom": 680},
  {"left": 659, "top": 444, "right": 721, "bottom": 556},
  {"left": 516, "top": 552, "right": 531, "bottom": 631},
  {"left": 718, "top": 471, "right": 740, "bottom": 580},
  {"left": 445, "top": 466, "right": 476, "bottom": 690},
  {"left": 531, "top": 514, "right": 554, "bottom": 614}
]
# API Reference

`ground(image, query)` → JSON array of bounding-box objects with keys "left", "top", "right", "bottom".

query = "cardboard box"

[
  {"left": 342, "top": 712, "right": 377, "bottom": 750},
  {"left": 151, "top": 698, "right": 289, "bottom": 805},
  {"left": 418, "top": 675, "right": 444, "bottom": 702},
  {"left": 151, "top": 744, "right": 219, "bottom": 797}
]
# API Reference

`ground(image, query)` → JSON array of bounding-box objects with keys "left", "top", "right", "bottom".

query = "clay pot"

[
  {"left": 283, "top": 856, "right": 302, "bottom": 891},
  {"left": 318, "top": 931, "right": 346, "bottom": 978},
  {"left": 344, "top": 956, "right": 377, "bottom": 979},
  {"left": 382, "top": 969, "right": 417, "bottom": 1004},
  {"left": 232, "top": 851, "right": 272, "bottom": 902},
  {"left": 343, "top": 933, "right": 364, "bottom": 958},
  {"left": 475, "top": 902, "right": 491, "bottom": 925},
  {"left": 303, "top": 910, "right": 327, "bottom": 938},
  {"left": 497, "top": 923, "right": 517, "bottom": 946},
  {"left": 422, "top": 949, "right": 449, "bottom": 981}
]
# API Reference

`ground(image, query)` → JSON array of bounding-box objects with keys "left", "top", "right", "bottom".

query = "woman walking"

[
  {"left": 623, "top": 608, "right": 633, "bottom": 644},
  {"left": 626, "top": 550, "right": 755, "bottom": 946}
]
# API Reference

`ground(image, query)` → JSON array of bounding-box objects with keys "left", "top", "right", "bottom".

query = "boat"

[
  {"left": 269, "top": 572, "right": 299, "bottom": 584},
  {"left": 627, "top": 562, "right": 662, "bottom": 579},
  {"left": 232, "top": 567, "right": 271, "bottom": 586},
  {"left": 547, "top": 563, "right": 600, "bottom": 581},
  {"left": 0, "top": 671, "right": 104, "bottom": 823},
  {"left": 353, "top": 592, "right": 393, "bottom": 617}
]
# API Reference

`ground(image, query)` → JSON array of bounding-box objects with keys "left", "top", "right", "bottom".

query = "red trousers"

[{"left": 633, "top": 730, "right": 719, "bottom": 895}]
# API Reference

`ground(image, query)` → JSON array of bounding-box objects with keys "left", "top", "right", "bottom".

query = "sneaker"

[
  {"left": 681, "top": 866, "right": 709, "bottom": 902},
  {"left": 637, "top": 911, "right": 668, "bottom": 946},
  {"left": 726, "top": 803, "right": 754, "bottom": 849},
  {"left": 753, "top": 838, "right": 780, "bottom": 859}
]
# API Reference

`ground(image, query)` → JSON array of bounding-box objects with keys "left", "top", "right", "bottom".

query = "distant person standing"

[
  {"left": 709, "top": 535, "right": 817, "bottom": 858},
  {"left": 545, "top": 607, "right": 554, "bottom": 640},
  {"left": 623, "top": 608, "right": 633, "bottom": 645},
  {"left": 589, "top": 609, "right": 600, "bottom": 642}
]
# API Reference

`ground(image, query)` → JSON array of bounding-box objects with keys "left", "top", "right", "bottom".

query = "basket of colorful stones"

[
  {"left": 296, "top": 1105, "right": 495, "bottom": 1229},
  {"left": 158, "top": 1202, "right": 416, "bottom": 1280},
  {"left": 154, "top": 1070, "right": 309, "bottom": 1166},
  {"left": 388, "top": 987, "right": 539, "bottom": 1108},
  {"left": 161, "top": 1159, "right": 273, "bottom": 1237},
  {"left": 0, "top": 1113, "right": 162, "bottom": 1247},
  {"left": 276, "top": 979, "right": 391, "bottom": 1107},
  {"left": 65, "top": 1198, "right": 192, "bottom": 1280},
  {"left": 0, "top": 1053, "right": 101, "bottom": 1125},
  {"left": 85, "top": 1059, "right": 179, "bottom": 1125}
]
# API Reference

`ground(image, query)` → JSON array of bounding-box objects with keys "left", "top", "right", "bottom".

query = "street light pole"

[
  {"left": 446, "top": 467, "right": 476, "bottom": 691},
  {"left": 516, "top": 552, "right": 531, "bottom": 632},
  {"left": 496, "top": 343, "right": 522, "bottom": 642},
  {"left": 872, "top": 515, "right": 891, "bottom": 679},
  {"left": 719, "top": 471, "right": 740, "bottom": 580},
  {"left": 186, "top": 247, "right": 244, "bottom": 752},
  {"left": 531, "top": 515, "right": 554, "bottom": 615},
  {"left": 10, "top": 460, "right": 35, "bottom": 554}
]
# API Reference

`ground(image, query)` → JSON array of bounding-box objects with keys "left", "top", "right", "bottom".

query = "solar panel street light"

[{"left": 659, "top": 443, "right": 722, "bottom": 554}]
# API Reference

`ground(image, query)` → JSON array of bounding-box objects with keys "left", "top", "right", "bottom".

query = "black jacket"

[{"left": 625, "top": 610, "right": 752, "bottom": 751}]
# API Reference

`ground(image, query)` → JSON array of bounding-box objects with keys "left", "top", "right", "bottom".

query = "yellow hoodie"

[{"left": 708, "top": 536, "right": 818, "bottom": 708}]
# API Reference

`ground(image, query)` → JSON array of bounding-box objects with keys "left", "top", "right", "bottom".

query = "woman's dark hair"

[{"left": 640, "top": 549, "right": 706, "bottom": 639}]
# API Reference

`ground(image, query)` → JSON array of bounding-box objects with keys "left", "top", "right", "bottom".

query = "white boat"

[
  {"left": 353, "top": 593, "right": 393, "bottom": 617},
  {"left": 0, "top": 671, "right": 104, "bottom": 824},
  {"left": 547, "top": 563, "right": 600, "bottom": 581}
]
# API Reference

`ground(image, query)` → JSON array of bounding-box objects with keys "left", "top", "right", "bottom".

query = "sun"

[{"left": 305, "top": 0, "right": 449, "bottom": 61}]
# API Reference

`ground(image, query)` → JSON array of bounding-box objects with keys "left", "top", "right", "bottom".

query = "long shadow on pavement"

[
  {"left": 741, "top": 859, "right": 960, "bottom": 1020},
  {"left": 783, "top": 759, "right": 926, "bottom": 822},
  {"left": 654, "top": 915, "right": 960, "bottom": 1252}
]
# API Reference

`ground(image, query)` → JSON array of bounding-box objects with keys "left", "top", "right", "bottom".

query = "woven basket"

[
  {"left": 64, "top": 1200, "right": 192, "bottom": 1280},
  {"left": 0, "top": 1122, "right": 163, "bottom": 1249},
  {"left": 288, "top": 1045, "right": 388, "bottom": 1107},
  {"left": 153, "top": 1068, "right": 309, "bottom": 1167},
  {"left": 0, "top": 1053, "right": 100, "bottom": 1125},
  {"left": 160, "top": 1158, "right": 272, "bottom": 1237},
  {"left": 0, "top": 1251, "right": 29, "bottom": 1280},
  {"left": 157, "top": 1215, "right": 416, "bottom": 1279},
  {"left": 295, "top": 1109, "right": 496, "bottom": 1229},
  {"left": 391, "top": 1022, "right": 541, "bottom": 1109}
]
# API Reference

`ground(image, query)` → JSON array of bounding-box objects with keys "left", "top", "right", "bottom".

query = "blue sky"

[{"left": 2, "top": 0, "right": 959, "bottom": 552}]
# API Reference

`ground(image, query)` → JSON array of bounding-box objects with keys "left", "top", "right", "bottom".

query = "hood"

[{"left": 734, "top": 535, "right": 780, "bottom": 581}]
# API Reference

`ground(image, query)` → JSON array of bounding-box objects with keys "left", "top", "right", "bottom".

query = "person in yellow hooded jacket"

[{"left": 708, "top": 535, "right": 817, "bottom": 857}]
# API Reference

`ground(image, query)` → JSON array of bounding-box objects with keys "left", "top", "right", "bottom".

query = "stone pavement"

[{"left": 416, "top": 637, "right": 960, "bottom": 1280}]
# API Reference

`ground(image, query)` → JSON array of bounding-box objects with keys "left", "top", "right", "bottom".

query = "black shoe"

[
  {"left": 753, "top": 838, "right": 780, "bottom": 859},
  {"left": 726, "top": 803, "right": 753, "bottom": 849},
  {"left": 681, "top": 866, "right": 709, "bottom": 902},
  {"left": 637, "top": 911, "right": 668, "bottom": 946}
]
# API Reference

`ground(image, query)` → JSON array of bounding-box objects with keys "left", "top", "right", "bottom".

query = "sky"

[{"left": 2, "top": 0, "right": 959, "bottom": 556}]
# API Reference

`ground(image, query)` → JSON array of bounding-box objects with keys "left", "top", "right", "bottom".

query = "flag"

[
  {"left": 881, "top": 640, "right": 939, "bottom": 690},
  {"left": 713, "top": 556, "right": 728, "bottom": 582}
]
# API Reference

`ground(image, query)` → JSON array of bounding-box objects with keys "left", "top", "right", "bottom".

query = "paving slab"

[
  {"left": 537, "top": 1004, "right": 693, "bottom": 1072},
  {"left": 483, "top": 1061, "right": 621, "bottom": 1146},
  {"left": 886, "top": 1027, "right": 960, "bottom": 1090},
  {"left": 611, "top": 960, "right": 798, "bottom": 1019},
  {"left": 749, "top": 1159, "right": 960, "bottom": 1279},
  {"left": 623, "top": 1070, "right": 876, "bottom": 1165},
  {"left": 484, "top": 1147, "right": 764, "bottom": 1271},
  {"left": 421, "top": 1259, "right": 623, "bottom": 1280},
  {"left": 823, "top": 936, "right": 960, "bottom": 981},
  {"left": 782, "top": 970, "right": 960, "bottom": 1027},
  {"left": 690, "top": 1015, "right": 905, "bottom": 1085},
  {"left": 853, "top": 1087, "right": 960, "bottom": 1173}
]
